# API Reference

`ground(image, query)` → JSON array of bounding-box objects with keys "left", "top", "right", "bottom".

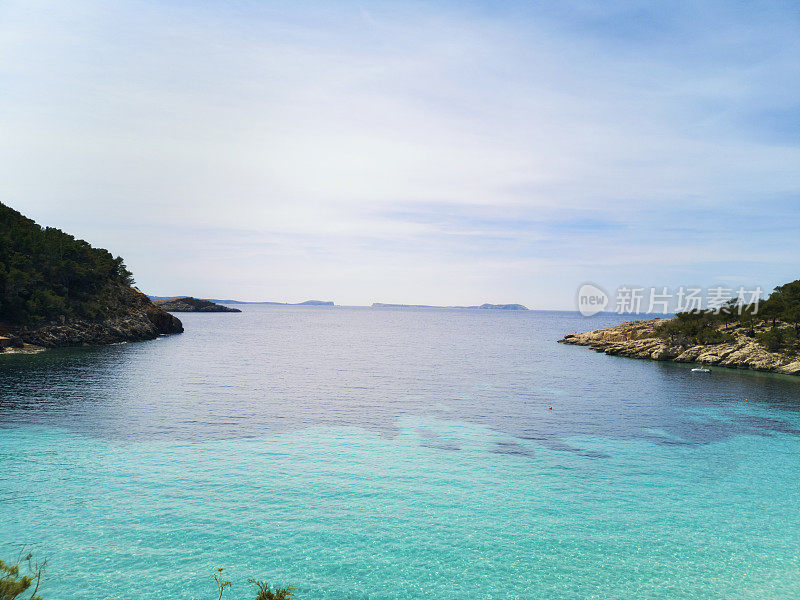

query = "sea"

[{"left": 1, "top": 305, "right": 799, "bottom": 599}]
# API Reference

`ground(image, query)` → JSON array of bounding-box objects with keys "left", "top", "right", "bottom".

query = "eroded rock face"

[
  {"left": 559, "top": 318, "right": 800, "bottom": 376},
  {"left": 8, "top": 286, "right": 183, "bottom": 350}
]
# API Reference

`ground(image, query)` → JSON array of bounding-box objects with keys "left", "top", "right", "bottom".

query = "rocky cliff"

[
  {"left": 153, "top": 296, "right": 241, "bottom": 313},
  {"left": 559, "top": 318, "right": 800, "bottom": 376},
  {"left": 1, "top": 285, "right": 183, "bottom": 352}
]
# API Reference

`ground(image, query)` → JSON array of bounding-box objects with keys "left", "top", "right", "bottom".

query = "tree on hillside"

[
  {"left": 654, "top": 279, "right": 800, "bottom": 353},
  {"left": 0, "top": 202, "right": 135, "bottom": 325},
  {"left": 766, "top": 279, "right": 800, "bottom": 332}
]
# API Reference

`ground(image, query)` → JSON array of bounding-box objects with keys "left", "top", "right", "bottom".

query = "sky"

[{"left": 1, "top": 0, "right": 799, "bottom": 308}]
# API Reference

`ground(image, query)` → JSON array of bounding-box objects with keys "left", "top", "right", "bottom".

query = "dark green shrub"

[
  {"left": 655, "top": 311, "right": 730, "bottom": 345},
  {"left": 248, "top": 580, "right": 296, "bottom": 600},
  {"left": 695, "top": 327, "right": 734, "bottom": 345},
  {"left": 759, "top": 327, "right": 785, "bottom": 351}
]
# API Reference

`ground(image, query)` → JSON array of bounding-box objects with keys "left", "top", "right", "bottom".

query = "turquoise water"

[{"left": 2, "top": 307, "right": 800, "bottom": 598}]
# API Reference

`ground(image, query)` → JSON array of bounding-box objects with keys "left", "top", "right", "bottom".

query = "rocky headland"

[
  {"left": 154, "top": 296, "right": 241, "bottom": 313},
  {"left": 0, "top": 202, "right": 183, "bottom": 354},
  {"left": 1, "top": 286, "right": 183, "bottom": 353},
  {"left": 559, "top": 318, "right": 800, "bottom": 376}
]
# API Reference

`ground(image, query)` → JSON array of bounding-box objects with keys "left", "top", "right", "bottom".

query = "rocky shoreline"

[
  {"left": 0, "top": 287, "right": 183, "bottom": 354},
  {"left": 559, "top": 318, "right": 800, "bottom": 376}
]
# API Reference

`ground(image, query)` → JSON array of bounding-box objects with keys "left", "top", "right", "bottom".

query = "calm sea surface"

[{"left": 2, "top": 306, "right": 799, "bottom": 599}]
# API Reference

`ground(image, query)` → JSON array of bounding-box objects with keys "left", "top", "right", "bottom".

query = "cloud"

[{"left": 0, "top": 0, "right": 798, "bottom": 307}]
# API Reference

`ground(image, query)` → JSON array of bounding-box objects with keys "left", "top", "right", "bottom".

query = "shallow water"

[{"left": 2, "top": 306, "right": 799, "bottom": 598}]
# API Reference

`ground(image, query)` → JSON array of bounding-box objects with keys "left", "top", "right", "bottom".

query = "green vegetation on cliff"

[
  {"left": 655, "top": 279, "right": 800, "bottom": 355},
  {"left": 0, "top": 203, "right": 134, "bottom": 325},
  {"left": 0, "top": 202, "right": 182, "bottom": 348}
]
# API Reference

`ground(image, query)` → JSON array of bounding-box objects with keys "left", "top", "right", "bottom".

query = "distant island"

[
  {"left": 0, "top": 203, "right": 183, "bottom": 353},
  {"left": 157, "top": 298, "right": 335, "bottom": 306},
  {"left": 560, "top": 279, "right": 800, "bottom": 376},
  {"left": 154, "top": 297, "right": 241, "bottom": 313},
  {"left": 371, "top": 302, "right": 528, "bottom": 310}
]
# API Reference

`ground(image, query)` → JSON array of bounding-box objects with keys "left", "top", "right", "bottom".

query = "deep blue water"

[{"left": 2, "top": 306, "right": 799, "bottom": 598}]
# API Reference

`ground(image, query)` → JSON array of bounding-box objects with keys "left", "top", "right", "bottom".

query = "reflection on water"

[{"left": 2, "top": 306, "right": 798, "bottom": 454}]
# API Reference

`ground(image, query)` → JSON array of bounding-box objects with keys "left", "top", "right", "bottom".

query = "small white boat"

[{"left": 691, "top": 367, "right": 710, "bottom": 373}]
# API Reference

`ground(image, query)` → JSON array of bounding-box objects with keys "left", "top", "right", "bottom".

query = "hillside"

[{"left": 0, "top": 202, "right": 183, "bottom": 349}]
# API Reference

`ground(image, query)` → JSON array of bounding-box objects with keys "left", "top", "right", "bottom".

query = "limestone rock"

[{"left": 559, "top": 318, "right": 799, "bottom": 377}]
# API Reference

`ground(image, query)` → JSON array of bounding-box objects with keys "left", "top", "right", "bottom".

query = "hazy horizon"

[{"left": 2, "top": 1, "right": 799, "bottom": 309}]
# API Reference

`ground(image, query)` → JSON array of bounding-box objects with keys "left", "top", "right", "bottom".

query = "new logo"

[{"left": 577, "top": 283, "right": 609, "bottom": 317}]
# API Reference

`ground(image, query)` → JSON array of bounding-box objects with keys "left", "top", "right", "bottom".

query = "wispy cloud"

[{"left": 0, "top": 0, "right": 798, "bottom": 306}]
